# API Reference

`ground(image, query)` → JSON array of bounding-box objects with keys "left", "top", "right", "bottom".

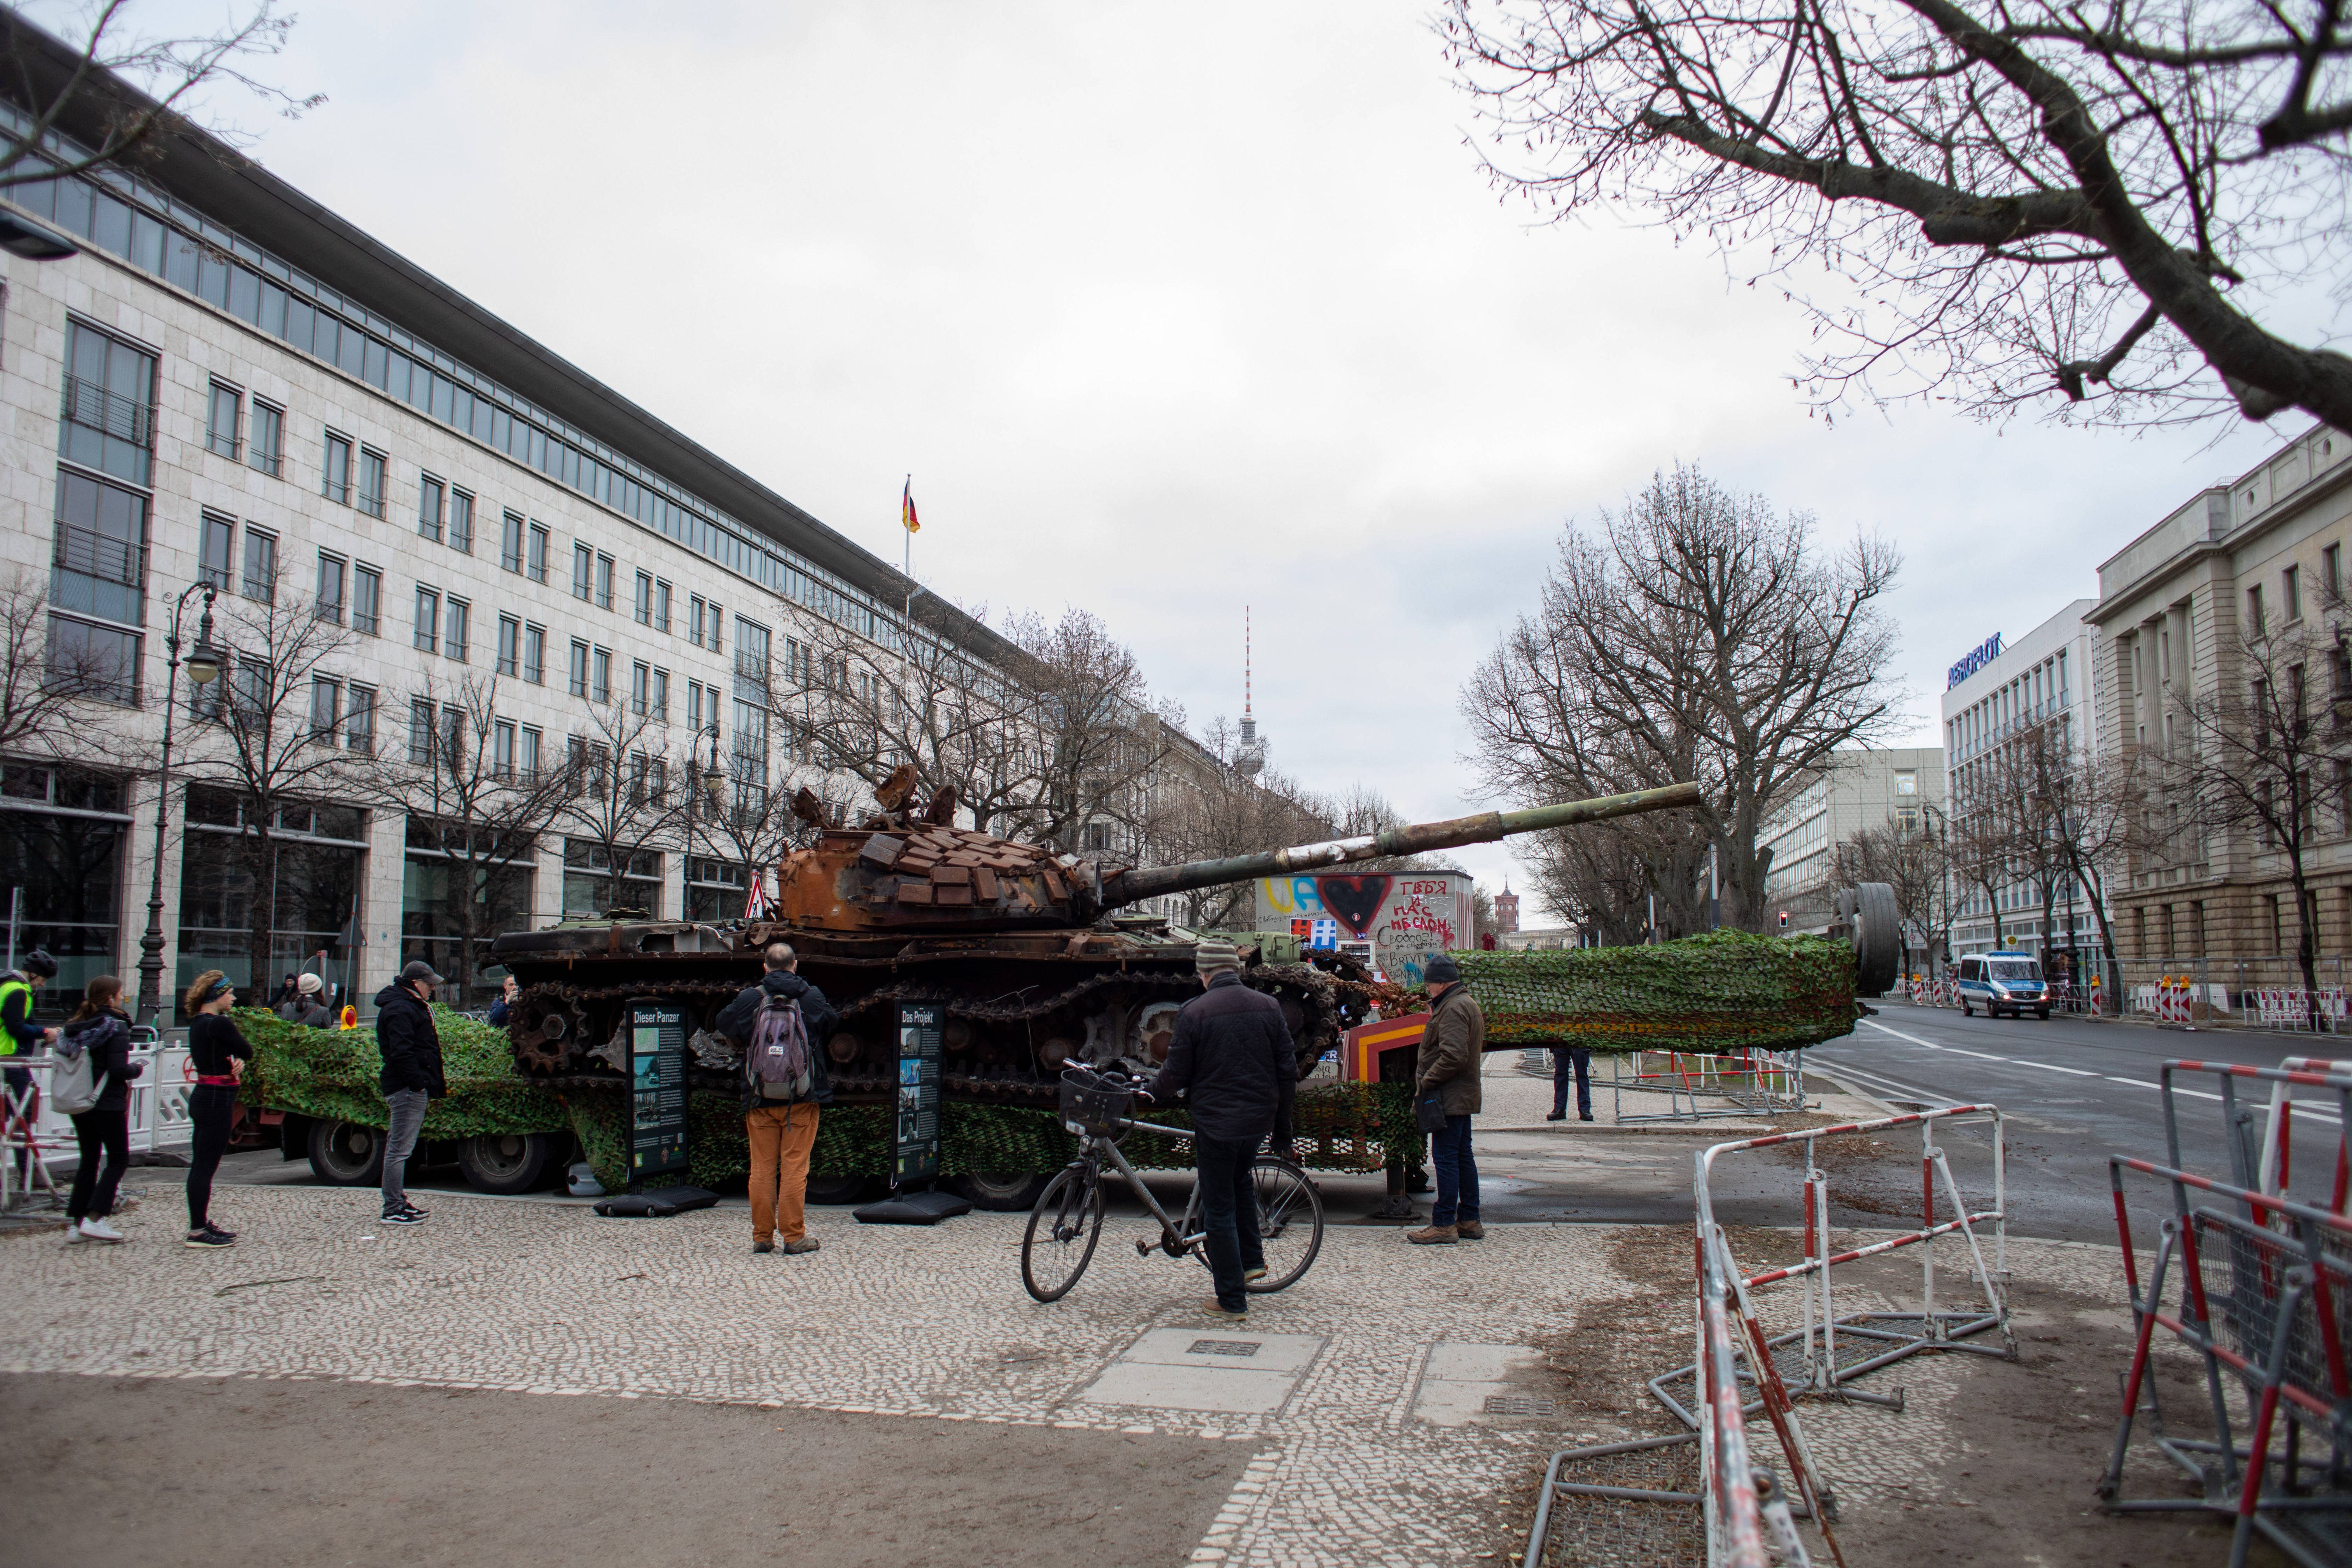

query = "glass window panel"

[
  {"left": 363, "top": 336, "right": 388, "bottom": 388},
  {"left": 91, "top": 192, "right": 130, "bottom": 257},
  {"left": 448, "top": 490, "right": 472, "bottom": 554},
  {"left": 228, "top": 263, "right": 260, "bottom": 323},
  {"left": 53, "top": 178, "right": 91, "bottom": 238},
  {"left": 523, "top": 624, "right": 544, "bottom": 684},
  {"left": 131, "top": 210, "right": 165, "bottom": 274},
  {"left": 337, "top": 325, "right": 366, "bottom": 377},
  {"left": 198, "top": 248, "right": 229, "bottom": 308},
  {"left": 258, "top": 280, "right": 286, "bottom": 337}
]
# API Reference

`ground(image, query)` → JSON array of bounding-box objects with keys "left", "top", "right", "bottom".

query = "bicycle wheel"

[
  {"left": 1245, "top": 1156, "right": 1323, "bottom": 1292},
  {"left": 1021, "top": 1164, "right": 1105, "bottom": 1303}
]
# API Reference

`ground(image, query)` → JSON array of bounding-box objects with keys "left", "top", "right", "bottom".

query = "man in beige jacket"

[{"left": 1407, "top": 954, "right": 1484, "bottom": 1244}]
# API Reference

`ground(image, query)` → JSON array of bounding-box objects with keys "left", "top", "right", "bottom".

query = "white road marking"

[{"left": 2014, "top": 1062, "right": 2100, "bottom": 1077}]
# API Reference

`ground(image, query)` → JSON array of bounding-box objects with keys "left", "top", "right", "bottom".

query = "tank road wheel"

[
  {"left": 511, "top": 989, "right": 584, "bottom": 1074},
  {"left": 1022, "top": 1166, "right": 1105, "bottom": 1303},
  {"left": 954, "top": 1171, "right": 1053, "bottom": 1211},
  {"left": 457, "top": 1132, "right": 555, "bottom": 1194},
  {"left": 308, "top": 1120, "right": 384, "bottom": 1185}
]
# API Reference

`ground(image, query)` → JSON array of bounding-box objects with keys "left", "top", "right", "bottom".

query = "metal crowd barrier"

[
  {"left": 2104, "top": 1059, "right": 2352, "bottom": 1567},
  {"left": 1602, "top": 1047, "right": 1814, "bottom": 1125},
  {"left": 0, "top": 1036, "right": 192, "bottom": 1210}
]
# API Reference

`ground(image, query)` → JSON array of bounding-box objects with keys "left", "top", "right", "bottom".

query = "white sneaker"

[
  {"left": 63, "top": 1220, "right": 86, "bottom": 1243},
  {"left": 76, "top": 1217, "right": 124, "bottom": 1243}
]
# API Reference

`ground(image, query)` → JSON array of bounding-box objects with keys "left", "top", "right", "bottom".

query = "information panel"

[
  {"left": 894, "top": 1000, "right": 942, "bottom": 1183},
  {"left": 626, "top": 996, "right": 689, "bottom": 1182}
]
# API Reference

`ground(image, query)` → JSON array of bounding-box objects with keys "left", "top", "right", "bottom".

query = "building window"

[
  {"left": 418, "top": 474, "right": 445, "bottom": 543},
  {"left": 734, "top": 617, "right": 770, "bottom": 701},
  {"left": 205, "top": 381, "right": 241, "bottom": 459},
  {"left": 1895, "top": 806, "right": 1920, "bottom": 832},
  {"left": 309, "top": 677, "right": 339, "bottom": 739},
  {"left": 595, "top": 553, "right": 614, "bottom": 611},
  {"left": 51, "top": 469, "right": 147, "bottom": 635},
  {"left": 689, "top": 595, "right": 706, "bottom": 648},
  {"left": 449, "top": 488, "right": 473, "bottom": 555},
  {"left": 322, "top": 432, "right": 352, "bottom": 505},
  {"left": 2267, "top": 893, "right": 2285, "bottom": 955},
  {"left": 316, "top": 553, "right": 346, "bottom": 624},
  {"left": 687, "top": 680, "right": 707, "bottom": 737},
  {"left": 414, "top": 586, "right": 440, "bottom": 654},
  {"left": 346, "top": 684, "right": 376, "bottom": 752},
  {"left": 2286, "top": 564, "right": 2303, "bottom": 622},
  {"left": 2249, "top": 584, "right": 2267, "bottom": 639},
  {"left": 569, "top": 639, "right": 590, "bottom": 698},
  {"left": 686, "top": 856, "right": 748, "bottom": 922},
  {"left": 352, "top": 565, "right": 381, "bottom": 637},
  {"left": 45, "top": 615, "right": 140, "bottom": 706},
  {"left": 199, "top": 512, "right": 234, "bottom": 591},
  {"left": 446, "top": 597, "right": 470, "bottom": 664},
  {"left": 632, "top": 660, "right": 650, "bottom": 715},
  {"left": 650, "top": 667, "right": 668, "bottom": 721},
  {"left": 2328, "top": 544, "right": 2344, "bottom": 603},
  {"left": 732, "top": 701, "right": 769, "bottom": 788},
  {"left": 520, "top": 725, "right": 542, "bottom": 780},
  {"left": 654, "top": 579, "right": 671, "bottom": 634},
  {"left": 592, "top": 646, "right": 611, "bottom": 705},
  {"left": 356, "top": 447, "right": 388, "bottom": 519},
  {"left": 60, "top": 318, "right": 156, "bottom": 486},
  {"left": 523, "top": 622, "right": 545, "bottom": 685},
  {"left": 501, "top": 511, "right": 525, "bottom": 574},
  {"left": 497, "top": 615, "right": 519, "bottom": 677},
  {"left": 572, "top": 542, "right": 593, "bottom": 601},
  {"left": 708, "top": 599, "right": 722, "bottom": 655},
  {"left": 635, "top": 571, "right": 653, "bottom": 626},
  {"left": 1895, "top": 771, "right": 1916, "bottom": 796},
  {"left": 492, "top": 719, "right": 516, "bottom": 779},
  {"left": 247, "top": 400, "right": 283, "bottom": 477},
  {"left": 562, "top": 839, "right": 662, "bottom": 919},
  {"left": 409, "top": 699, "right": 434, "bottom": 764},
  {"left": 241, "top": 528, "right": 277, "bottom": 602}
]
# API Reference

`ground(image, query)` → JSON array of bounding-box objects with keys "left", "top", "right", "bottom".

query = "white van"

[{"left": 1956, "top": 952, "right": 2049, "bottom": 1020}]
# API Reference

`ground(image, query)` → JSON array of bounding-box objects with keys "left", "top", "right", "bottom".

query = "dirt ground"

[
  {"left": 1505, "top": 1227, "right": 2299, "bottom": 1567},
  {"left": 1, "top": 1372, "right": 1255, "bottom": 1568}
]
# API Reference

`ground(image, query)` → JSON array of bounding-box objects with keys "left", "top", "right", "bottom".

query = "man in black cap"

[
  {"left": 375, "top": 960, "right": 446, "bottom": 1226},
  {"left": 1407, "top": 953, "right": 1485, "bottom": 1245},
  {"left": 1146, "top": 939, "right": 1294, "bottom": 1319}
]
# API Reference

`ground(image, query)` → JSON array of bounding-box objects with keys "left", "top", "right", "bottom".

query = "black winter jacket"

[
  {"left": 1148, "top": 972, "right": 1296, "bottom": 1146},
  {"left": 374, "top": 982, "right": 447, "bottom": 1098},
  {"left": 60, "top": 1007, "right": 139, "bottom": 1110},
  {"left": 717, "top": 968, "right": 837, "bottom": 1111}
]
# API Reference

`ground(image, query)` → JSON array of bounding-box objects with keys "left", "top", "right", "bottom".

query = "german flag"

[{"left": 902, "top": 478, "right": 920, "bottom": 535}]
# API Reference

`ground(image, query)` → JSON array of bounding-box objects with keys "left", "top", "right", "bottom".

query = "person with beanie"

[
  {"left": 1407, "top": 953, "right": 1486, "bottom": 1245},
  {"left": 1145, "top": 940, "right": 1295, "bottom": 1319},
  {"left": 282, "top": 972, "right": 333, "bottom": 1029}
]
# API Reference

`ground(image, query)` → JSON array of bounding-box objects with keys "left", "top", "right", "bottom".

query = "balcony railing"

[
  {"left": 60, "top": 377, "right": 155, "bottom": 448},
  {"left": 51, "top": 522, "right": 147, "bottom": 588}
]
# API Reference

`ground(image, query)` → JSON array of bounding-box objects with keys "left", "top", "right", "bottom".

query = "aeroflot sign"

[{"left": 1947, "top": 633, "right": 2002, "bottom": 690}]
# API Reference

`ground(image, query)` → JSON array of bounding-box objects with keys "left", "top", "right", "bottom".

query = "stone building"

[
  {"left": 2092, "top": 421, "right": 2352, "bottom": 991},
  {"left": 1757, "top": 746, "right": 1945, "bottom": 934}
]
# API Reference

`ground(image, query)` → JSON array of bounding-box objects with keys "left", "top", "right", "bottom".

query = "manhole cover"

[
  {"left": 1483, "top": 1394, "right": 1557, "bottom": 1416},
  {"left": 1188, "top": 1339, "right": 1261, "bottom": 1357}
]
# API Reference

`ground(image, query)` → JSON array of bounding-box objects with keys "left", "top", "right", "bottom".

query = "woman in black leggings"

[
  {"left": 62, "top": 974, "right": 138, "bottom": 1243},
  {"left": 183, "top": 971, "right": 251, "bottom": 1250}
]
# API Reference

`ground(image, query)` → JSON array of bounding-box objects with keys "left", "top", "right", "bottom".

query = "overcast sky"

[{"left": 80, "top": 0, "right": 2327, "bottom": 915}]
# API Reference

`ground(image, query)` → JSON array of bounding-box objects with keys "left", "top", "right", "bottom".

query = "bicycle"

[{"left": 1022, "top": 1065, "right": 1324, "bottom": 1304}]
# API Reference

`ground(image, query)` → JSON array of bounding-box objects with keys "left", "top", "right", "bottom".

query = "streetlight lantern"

[
  {"left": 185, "top": 633, "right": 223, "bottom": 685},
  {"left": 699, "top": 723, "right": 725, "bottom": 807}
]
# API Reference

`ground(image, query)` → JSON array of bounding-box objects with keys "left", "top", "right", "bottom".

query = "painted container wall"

[{"left": 1254, "top": 873, "right": 1474, "bottom": 985}]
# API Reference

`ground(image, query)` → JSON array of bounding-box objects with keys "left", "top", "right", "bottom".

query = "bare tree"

[
  {"left": 1139, "top": 718, "right": 1339, "bottom": 929},
  {"left": 381, "top": 673, "right": 573, "bottom": 1004},
  {"left": 2046, "top": 740, "right": 2141, "bottom": 1010},
  {"left": 0, "top": 1, "right": 320, "bottom": 190},
  {"left": 1441, "top": 0, "right": 2352, "bottom": 431},
  {"left": 0, "top": 567, "right": 107, "bottom": 761},
  {"left": 553, "top": 700, "right": 688, "bottom": 918},
  {"left": 1947, "top": 771, "right": 2017, "bottom": 953},
  {"left": 1463, "top": 463, "right": 1902, "bottom": 933},
  {"left": 682, "top": 762, "right": 808, "bottom": 920},
  {"left": 2163, "top": 612, "right": 2350, "bottom": 1022},
  {"left": 175, "top": 575, "right": 372, "bottom": 993},
  {"left": 998, "top": 608, "right": 1180, "bottom": 854}
]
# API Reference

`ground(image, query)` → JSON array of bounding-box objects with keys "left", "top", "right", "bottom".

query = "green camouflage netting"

[
  {"left": 1436, "top": 930, "right": 1857, "bottom": 1054},
  {"left": 234, "top": 1006, "right": 569, "bottom": 1138}
]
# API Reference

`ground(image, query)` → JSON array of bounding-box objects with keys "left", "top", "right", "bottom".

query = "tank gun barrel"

[{"left": 1100, "top": 781, "right": 1704, "bottom": 909}]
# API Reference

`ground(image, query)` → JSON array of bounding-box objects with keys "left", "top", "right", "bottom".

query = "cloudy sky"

[{"left": 81, "top": 0, "right": 2325, "bottom": 912}]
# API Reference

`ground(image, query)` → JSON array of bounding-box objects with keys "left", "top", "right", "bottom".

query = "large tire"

[
  {"left": 307, "top": 1120, "right": 383, "bottom": 1186},
  {"left": 457, "top": 1132, "right": 555, "bottom": 1194},
  {"left": 954, "top": 1171, "right": 1054, "bottom": 1212},
  {"left": 1840, "top": 883, "right": 1902, "bottom": 996}
]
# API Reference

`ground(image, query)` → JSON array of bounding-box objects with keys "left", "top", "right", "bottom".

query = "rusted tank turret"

[{"left": 490, "top": 775, "right": 1702, "bottom": 1127}]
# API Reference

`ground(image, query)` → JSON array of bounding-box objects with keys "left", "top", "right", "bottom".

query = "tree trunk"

[
  {"left": 2075, "top": 857, "right": 2122, "bottom": 1017},
  {"left": 243, "top": 826, "right": 278, "bottom": 1002}
]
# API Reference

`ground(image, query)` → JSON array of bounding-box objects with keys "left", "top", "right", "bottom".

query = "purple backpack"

[{"left": 746, "top": 991, "right": 812, "bottom": 1101}]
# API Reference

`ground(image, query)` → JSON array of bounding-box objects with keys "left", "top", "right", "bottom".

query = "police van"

[{"left": 1955, "top": 951, "right": 2050, "bottom": 1020}]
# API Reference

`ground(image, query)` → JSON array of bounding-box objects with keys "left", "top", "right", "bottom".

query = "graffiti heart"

[{"left": 1315, "top": 875, "right": 1392, "bottom": 939}]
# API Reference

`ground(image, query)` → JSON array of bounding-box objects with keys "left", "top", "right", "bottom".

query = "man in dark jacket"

[
  {"left": 375, "top": 960, "right": 447, "bottom": 1227},
  {"left": 1407, "top": 954, "right": 1485, "bottom": 1245},
  {"left": 1146, "top": 940, "right": 1296, "bottom": 1319},
  {"left": 718, "top": 942, "right": 837, "bottom": 1256}
]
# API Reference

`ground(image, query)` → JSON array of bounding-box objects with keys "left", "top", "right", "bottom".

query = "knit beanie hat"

[
  {"left": 1194, "top": 940, "right": 1241, "bottom": 977},
  {"left": 1423, "top": 953, "right": 1461, "bottom": 985},
  {"left": 296, "top": 972, "right": 324, "bottom": 995}
]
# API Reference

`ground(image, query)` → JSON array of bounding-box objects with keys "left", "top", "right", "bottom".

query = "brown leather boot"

[
  {"left": 1405, "top": 1223, "right": 1458, "bottom": 1245},
  {"left": 1455, "top": 1220, "right": 1486, "bottom": 1240}
]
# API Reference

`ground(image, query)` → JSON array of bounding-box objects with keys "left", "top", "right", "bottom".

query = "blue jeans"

[
  {"left": 1194, "top": 1135, "right": 1264, "bottom": 1312},
  {"left": 1431, "top": 1114, "right": 1479, "bottom": 1227},
  {"left": 1552, "top": 1048, "right": 1592, "bottom": 1118},
  {"left": 380, "top": 1087, "right": 428, "bottom": 1214}
]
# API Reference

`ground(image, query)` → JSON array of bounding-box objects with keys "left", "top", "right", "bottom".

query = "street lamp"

[
  {"left": 136, "top": 583, "right": 221, "bottom": 1029},
  {"left": 699, "top": 723, "right": 726, "bottom": 809}
]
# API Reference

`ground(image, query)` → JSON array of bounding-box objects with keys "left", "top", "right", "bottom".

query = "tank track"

[{"left": 506, "top": 962, "right": 1346, "bottom": 1103}]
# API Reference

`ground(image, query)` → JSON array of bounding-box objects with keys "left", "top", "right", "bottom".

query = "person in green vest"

[{"left": 0, "top": 949, "right": 60, "bottom": 1185}]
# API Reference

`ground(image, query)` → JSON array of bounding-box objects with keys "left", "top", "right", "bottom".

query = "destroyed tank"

[{"left": 488, "top": 772, "right": 1704, "bottom": 1112}]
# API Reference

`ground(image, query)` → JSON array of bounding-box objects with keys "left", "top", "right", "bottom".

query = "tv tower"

[{"left": 1236, "top": 606, "right": 1267, "bottom": 779}]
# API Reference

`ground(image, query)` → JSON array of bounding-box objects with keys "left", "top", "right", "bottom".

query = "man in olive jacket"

[{"left": 1407, "top": 953, "right": 1484, "bottom": 1245}]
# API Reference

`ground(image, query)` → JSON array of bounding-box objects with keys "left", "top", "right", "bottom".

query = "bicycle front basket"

[{"left": 1059, "top": 1068, "right": 1134, "bottom": 1136}]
